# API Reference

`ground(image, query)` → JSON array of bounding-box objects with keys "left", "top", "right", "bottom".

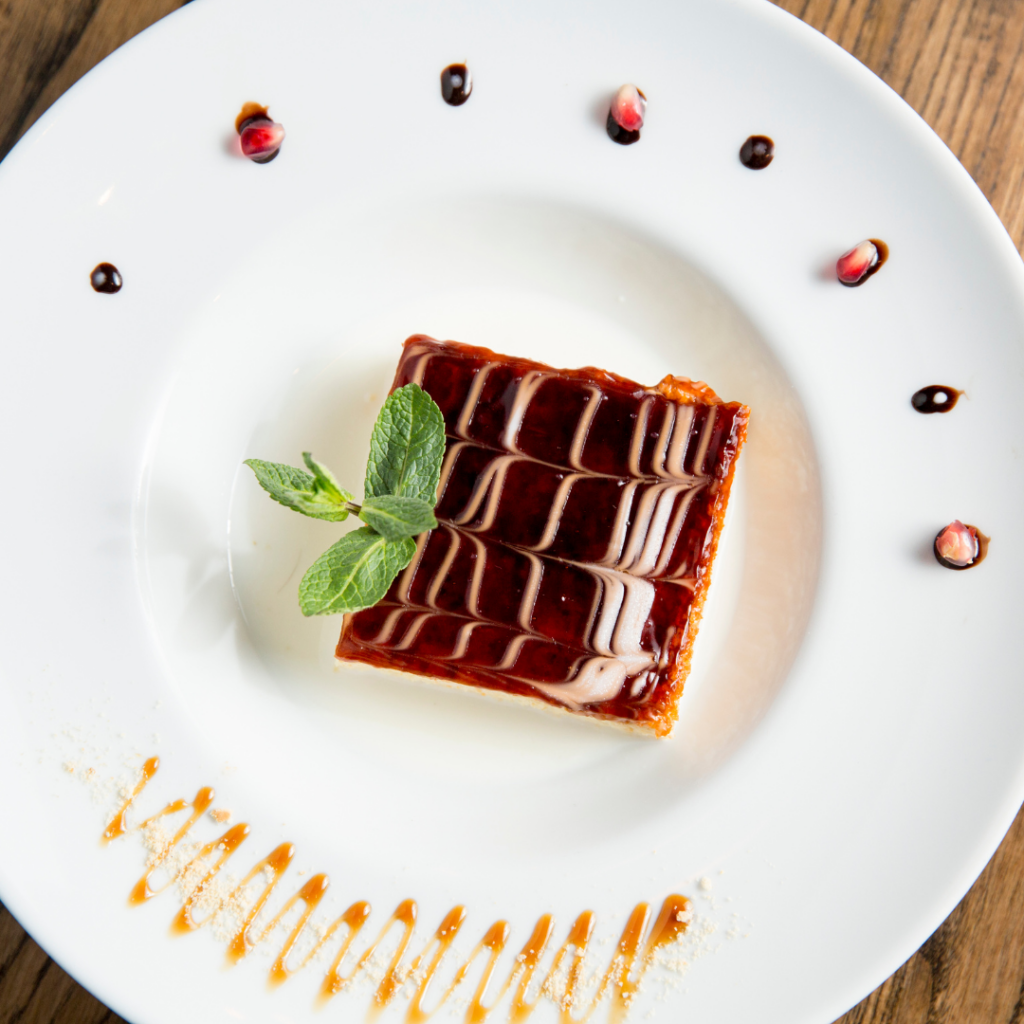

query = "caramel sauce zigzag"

[{"left": 103, "top": 757, "right": 691, "bottom": 1023}]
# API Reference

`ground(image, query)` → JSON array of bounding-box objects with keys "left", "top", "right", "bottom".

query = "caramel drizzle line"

[
  {"left": 321, "top": 899, "right": 425, "bottom": 1012},
  {"left": 315, "top": 900, "right": 373, "bottom": 998},
  {"left": 451, "top": 920, "right": 512, "bottom": 1024},
  {"left": 268, "top": 873, "right": 330, "bottom": 985},
  {"left": 225, "top": 841, "right": 295, "bottom": 963},
  {"left": 404, "top": 905, "right": 466, "bottom": 1023},
  {"left": 487, "top": 915, "right": 554, "bottom": 1024},
  {"left": 169, "top": 822, "right": 253, "bottom": 931},
  {"left": 370, "top": 898, "right": 418, "bottom": 1011},
  {"left": 128, "top": 786, "right": 215, "bottom": 904},
  {"left": 401, "top": 912, "right": 551, "bottom": 1024},
  {"left": 103, "top": 755, "right": 159, "bottom": 842},
  {"left": 104, "top": 761, "right": 690, "bottom": 1022}
]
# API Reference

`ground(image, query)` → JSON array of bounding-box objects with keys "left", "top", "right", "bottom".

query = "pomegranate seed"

[
  {"left": 611, "top": 84, "right": 646, "bottom": 131},
  {"left": 836, "top": 239, "right": 888, "bottom": 285},
  {"left": 607, "top": 84, "right": 647, "bottom": 145},
  {"left": 934, "top": 520, "right": 980, "bottom": 569},
  {"left": 240, "top": 118, "right": 285, "bottom": 163}
]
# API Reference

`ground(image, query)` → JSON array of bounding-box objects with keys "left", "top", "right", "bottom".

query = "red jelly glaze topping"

[{"left": 337, "top": 337, "right": 748, "bottom": 729}]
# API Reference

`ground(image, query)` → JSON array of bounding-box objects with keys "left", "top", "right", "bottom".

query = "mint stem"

[{"left": 344, "top": 500, "right": 362, "bottom": 514}]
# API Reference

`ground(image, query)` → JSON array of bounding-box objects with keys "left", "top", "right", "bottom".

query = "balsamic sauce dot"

[
  {"left": 739, "top": 135, "right": 774, "bottom": 169},
  {"left": 605, "top": 112, "right": 640, "bottom": 146},
  {"left": 911, "top": 385, "right": 960, "bottom": 414},
  {"left": 441, "top": 64, "right": 472, "bottom": 106},
  {"left": 90, "top": 263, "right": 122, "bottom": 294}
]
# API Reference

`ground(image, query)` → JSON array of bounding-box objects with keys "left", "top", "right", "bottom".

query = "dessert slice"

[{"left": 336, "top": 336, "right": 749, "bottom": 736}]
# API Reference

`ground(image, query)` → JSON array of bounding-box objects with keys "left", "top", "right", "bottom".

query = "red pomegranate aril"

[
  {"left": 240, "top": 119, "right": 285, "bottom": 162},
  {"left": 836, "top": 240, "right": 880, "bottom": 285},
  {"left": 610, "top": 84, "right": 646, "bottom": 132},
  {"left": 934, "top": 520, "right": 980, "bottom": 569}
]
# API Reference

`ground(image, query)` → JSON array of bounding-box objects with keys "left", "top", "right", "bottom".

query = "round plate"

[{"left": 2, "top": 1, "right": 1023, "bottom": 1022}]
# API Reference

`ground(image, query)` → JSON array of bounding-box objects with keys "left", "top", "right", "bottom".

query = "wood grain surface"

[{"left": 1, "top": 1, "right": 1023, "bottom": 1022}]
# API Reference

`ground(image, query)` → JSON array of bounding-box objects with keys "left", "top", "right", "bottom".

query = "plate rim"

[{"left": 1, "top": 2, "right": 1024, "bottom": 1023}]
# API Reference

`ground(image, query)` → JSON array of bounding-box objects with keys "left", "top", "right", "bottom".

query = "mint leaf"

[
  {"left": 302, "top": 452, "right": 348, "bottom": 504},
  {"left": 364, "top": 383, "right": 445, "bottom": 503},
  {"left": 298, "top": 527, "right": 416, "bottom": 616},
  {"left": 359, "top": 494, "right": 437, "bottom": 540},
  {"left": 244, "top": 458, "right": 354, "bottom": 521}
]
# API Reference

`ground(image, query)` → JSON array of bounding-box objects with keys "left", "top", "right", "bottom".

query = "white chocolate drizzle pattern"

[{"left": 345, "top": 341, "right": 737, "bottom": 710}]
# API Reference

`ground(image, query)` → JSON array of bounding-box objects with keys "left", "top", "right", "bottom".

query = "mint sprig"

[{"left": 245, "top": 383, "right": 444, "bottom": 616}]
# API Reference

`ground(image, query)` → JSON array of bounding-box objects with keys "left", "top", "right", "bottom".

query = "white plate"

[{"left": 2, "top": 1, "right": 1023, "bottom": 1022}]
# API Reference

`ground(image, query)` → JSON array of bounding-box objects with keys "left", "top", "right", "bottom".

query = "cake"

[{"left": 336, "top": 336, "right": 749, "bottom": 736}]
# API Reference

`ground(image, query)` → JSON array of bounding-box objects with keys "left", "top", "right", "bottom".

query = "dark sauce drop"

[
  {"left": 235, "top": 102, "right": 269, "bottom": 134},
  {"left": 934, "top": 524, "right": 988, "bottom": 570},
  {"left": 441, "top": 64, "right": 472, "bottom": 106},
  {"left": 912, "top": 385, "right": 961, "bottom": 414},
  {"left": 606, "top": 112, "right": 641, "bottom": 146},
  {"left": 90, "top": 263, "right": 122, "bottom": 294},
  {"left": 739, "top": 135, "right": 774, "bottom": 169}
]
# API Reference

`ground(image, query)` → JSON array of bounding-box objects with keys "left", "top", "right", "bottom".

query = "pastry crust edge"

[
  {"left": 644, "top": 402, "right": 750, "bottom": 737},
  {"left": 332, "top": 656, "right": 660, "bottom": 736}
]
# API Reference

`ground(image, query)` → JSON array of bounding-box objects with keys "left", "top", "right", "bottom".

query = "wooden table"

[{"left": 2, "top": 1, "right": 1024, "bottom": 1021}]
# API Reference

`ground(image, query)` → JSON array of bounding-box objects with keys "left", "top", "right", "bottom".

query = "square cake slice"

[{"left": 336, "top": 336, "right": 749, "bottom": 736}]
